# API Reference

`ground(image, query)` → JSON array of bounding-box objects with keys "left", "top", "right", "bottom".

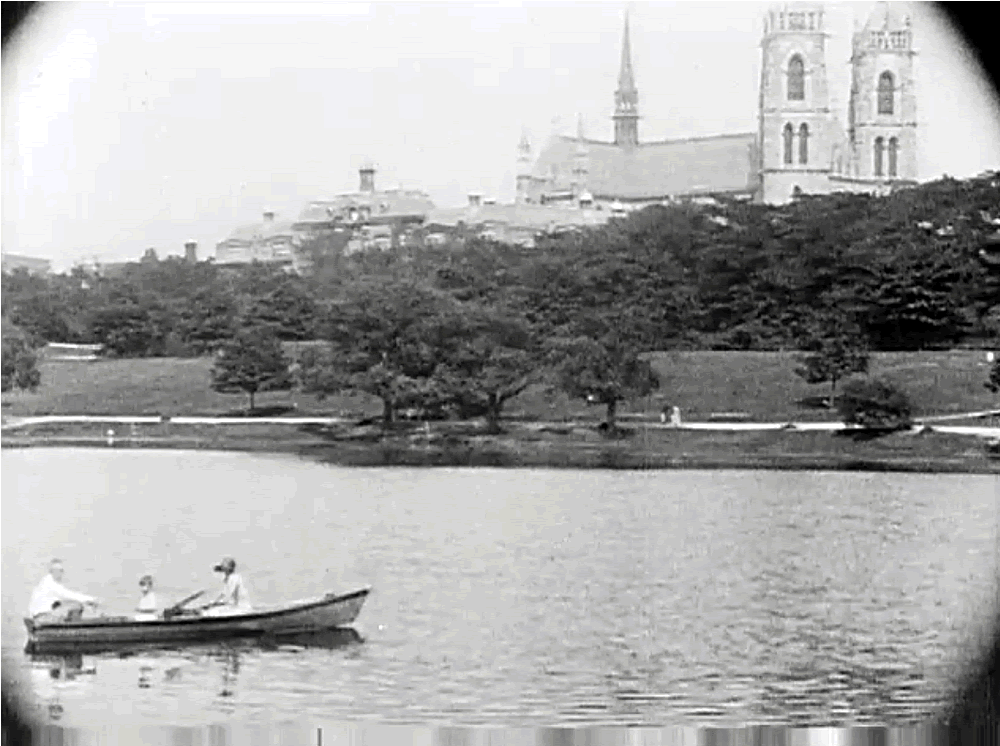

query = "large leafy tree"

[
  {"left": 241, "top": 279, "right": 319, "bottom": 340},
  {"left": 88, "top": 300, "right": 164, "bottom": 357},
  {"left": 432, "top": 307, "right": 545, "bottom": 432},
  {"left": 552, "top": 330, "right": 660, "bottom": 430},
  {"left": 299, "top": 280, "right": 456, "bottom": 424},
  {"left": 794, "top": 314, "right": 870, "bottom": 406},
  {"left": 210, "top": 326, "right": 293, "bottom": 410},
  {"left": 1, "top": 318, "right": 41, "bottom": 392},
  {"left": 176, "top": 288, "right": 237, "bottom": 355}
]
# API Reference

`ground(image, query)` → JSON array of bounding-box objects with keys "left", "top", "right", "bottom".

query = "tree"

[
  {"left": 240, "top": 279, "right": 319, "bottom": 341},
  {"left": 836, "top": 377, "right": 913, "bottom": 430},
  {"left": 299, "top": 280, "right": 455, "bottom": 425},
  {"left": 794, "top": 318, "right": 870, "bottom": 406},
  {"left": 210, "top": 327, "right": 293, "bottom": 410},
  {"left": 87, "top": 291, "right": 170, "bottom": 357},
  {"left": 432, "top": 308, "right": 545, "bottom": 432},
  {"left": 552, "top": 332, "right": 660, "bottom": 431},
  {"left": 1, "top": 319, "right": 41, "bottom": 392},
  {"left": 176, "top": 289, "right": 237, "bottom": 355}
]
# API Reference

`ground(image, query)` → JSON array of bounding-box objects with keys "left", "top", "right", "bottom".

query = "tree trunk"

[
  {"left": 485, "top": 394, "right": 502, "bottom": 434},
  {"left": 381, "top": 397, "right": 394, "bottom": 426},
  {"left": 829, "top": 375, "right": 838, "bottom": 408},
  {"left": 605, "top": 398, "right": 618, "bottom": 430},
  {"left": 248, "top": 390, "right": 256, "bottom": 411}
]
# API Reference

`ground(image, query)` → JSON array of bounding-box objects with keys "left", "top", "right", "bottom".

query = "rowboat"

[
  {"left": 27, "top": 626, "right": 364, "bottom": 659},
  {"left": 24, "top": 587, "right": 370, "bottom": 653}
]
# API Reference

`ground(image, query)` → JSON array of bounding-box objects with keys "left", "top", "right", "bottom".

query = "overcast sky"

[{"left": 3, "top": 1, "right": 999, "bottom": 269}]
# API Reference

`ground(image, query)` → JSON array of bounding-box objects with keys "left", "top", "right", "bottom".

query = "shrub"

[{"left": 836, "top": 377, "right": 913, "bottom": 430}]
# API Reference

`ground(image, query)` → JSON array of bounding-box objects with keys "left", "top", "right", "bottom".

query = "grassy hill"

[{"left": 3, "top": 350, "right": 996, "bottom": 423}]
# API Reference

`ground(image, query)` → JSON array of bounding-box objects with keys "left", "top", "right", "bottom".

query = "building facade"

[
  {"left": 293, "top": 162, "right": 437, "bottom": 256},
  {"left": 521, "top": 2, "right": 919, "bottom": 208},
  {"left": 215, "top": 211, "right": 299, "bottom": 271}
]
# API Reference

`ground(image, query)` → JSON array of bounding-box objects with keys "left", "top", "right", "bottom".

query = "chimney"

[
  {"left": 359, "top": 161, "right": 376, "bottom": 193},
  {"left": 263, "top": 211, "right": 275, "bottom": 222},
  {"left": 468, "top": 193, "right": 482, "bottom": 207},
  {"left": 184, "top": 240, "right": 198, "bottom": 264}
]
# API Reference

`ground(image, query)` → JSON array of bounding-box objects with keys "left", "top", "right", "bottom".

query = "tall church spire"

[{"left": 613, "top": 12, "right": 639, "bottom": 148}]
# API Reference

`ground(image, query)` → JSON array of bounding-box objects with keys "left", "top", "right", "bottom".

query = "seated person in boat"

[
  {"left": 29, "top": 559, "right": 99, "bottom": 623},
  {"left": 135, "top": 575, "right": 158, "bottom": 621},
  {"left": 203, "top": 557, "right": 252, "bottom": 616}
]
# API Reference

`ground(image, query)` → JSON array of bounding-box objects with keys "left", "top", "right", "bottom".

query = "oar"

[{"left": 164, "top": 590, "right": 205, "bottom": 618}]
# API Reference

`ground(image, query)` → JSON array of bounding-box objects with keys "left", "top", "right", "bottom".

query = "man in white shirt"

[
  {"left": 203, "top": 557, "right": 252, "bottom": 617},
  {"left": 29, "top": 559, "right": 99, "bottom": 622}
]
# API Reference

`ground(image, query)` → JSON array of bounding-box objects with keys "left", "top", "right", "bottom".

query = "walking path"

[{"left": 3, "top": 413, "right": 998, "bottom": 438}]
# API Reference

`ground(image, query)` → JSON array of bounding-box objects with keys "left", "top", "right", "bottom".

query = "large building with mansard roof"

[{"left": 517, "top": 2, "right": 919, "bottom": 209}]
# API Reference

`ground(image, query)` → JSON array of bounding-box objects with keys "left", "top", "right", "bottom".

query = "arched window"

[
  {"left": 874, "top": 137, "right": 884, "bottom": 177},
  {"left": 888, "top": 137, "right": 898, "bottom": 177},
  {"left": 798, "top": 123, "right": 809, "bottom": 164},
  {"left": 783, "top": 123, "right": 794, "bottom": 165},
  {"left": 877, "top": 71, "right": 894, "bottom": 115},
  {"left": 787, "top": 55, "right": 805, "bottom": 101}
]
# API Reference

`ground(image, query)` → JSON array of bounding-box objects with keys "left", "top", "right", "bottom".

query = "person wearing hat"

[
  {"left": 135, "top": 575, "right": 158, "bottom": 621},
  {"left": 203, "top": 557, "right": 252, "bottom": 616}
]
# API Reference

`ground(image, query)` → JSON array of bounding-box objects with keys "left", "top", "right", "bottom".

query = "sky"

[{"left": 2, "top": 1, "right": 999, "bottom": 270}]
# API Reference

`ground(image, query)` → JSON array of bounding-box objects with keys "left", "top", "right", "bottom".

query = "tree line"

[{"left": 4, "top": 172, "right": 1000, "bottom": 421}]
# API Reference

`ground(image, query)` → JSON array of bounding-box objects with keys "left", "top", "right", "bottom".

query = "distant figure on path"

[
  {"left": 135, "top": 575, "right": 158, "bottom": 621},
  {"left": 660, "top": 405, "right": 683, "bottom": 427},
  {"left": 203, "top": 557, "right": 252, "bottom": 616},
  {"left": 29, "top": 559, "right": 99, "bottom": 622}
]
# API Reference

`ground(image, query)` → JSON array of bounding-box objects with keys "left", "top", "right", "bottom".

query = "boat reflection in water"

[{"left": 26, "top": 627, "right": 364, "bottom": 708}]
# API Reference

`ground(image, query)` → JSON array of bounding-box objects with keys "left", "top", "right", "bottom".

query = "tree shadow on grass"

[
  {"left": 833, "top": 426, "right": 909, "bottom": 442},
  {"left": 796, "top": 395, "right": 837, "bottom": 410},
  {"left": 223, "top": 405, "right": 298, "bottom": 418}
]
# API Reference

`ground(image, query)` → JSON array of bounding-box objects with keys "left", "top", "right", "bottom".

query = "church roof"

[
  {"left": 222, "top": 218, "right": 296, "bottom": 243},
  {"left": 531, "top": 133, "right": 758, "bottom": 199},
  {"left": 296, "top": 190, "right": 436, "bottom": 224}
]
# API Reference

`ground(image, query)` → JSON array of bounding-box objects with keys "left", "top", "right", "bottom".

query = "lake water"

[{"left": 2, "top": 448, "right": 997, "bottom": 730}]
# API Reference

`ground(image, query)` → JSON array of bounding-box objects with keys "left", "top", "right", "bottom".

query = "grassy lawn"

[{"left": 2, "top": 350, "right": 997, "bottom": 421}]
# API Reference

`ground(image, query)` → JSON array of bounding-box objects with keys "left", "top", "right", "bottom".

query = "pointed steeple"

[
  {"left": 618, "top": 13, "right": 636, "bottom": 93},
  {"left": 612, "top": 12, "right": 639, "bottom": 148},
  {"left": 572, "top": 113, "right": 589, "bottom": 196}
]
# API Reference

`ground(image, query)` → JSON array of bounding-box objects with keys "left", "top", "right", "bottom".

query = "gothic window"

[
  {"left": 789, "top": 12, "right": 805, "bottom": 30},
  {"left": 888, "top": 137, "right": 898, "bottom": 177},
  {"left": 798, "top": 123, "right": 809, "bottom": 164},
  {"left": 874, "top": 137, "right": 884, "bottom": 177},
  {"left": 787, "top": 55, "right": 805, "bottom": 100},
  {"left": 783, "top": 123, "right": 794, "bottom": 165},
  {"left": 877, "top": 71, "right": 894, "bottom": 115}
]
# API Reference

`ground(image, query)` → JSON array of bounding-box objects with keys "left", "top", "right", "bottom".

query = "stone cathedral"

[{"left": 516, "top": 2, "right": 918, "bottom": 208}]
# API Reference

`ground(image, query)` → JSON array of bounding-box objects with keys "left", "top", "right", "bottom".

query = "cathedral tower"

[
  {"left": 612, "top": 14, "right": 639, "bottom": 148},
  {"left": 515, "top": 129, "right": 533, "bottom": 204},
  {"left": 758, "top": 3, "right": 834, "bottom": 203},
  {"left": 572, "top": 114, "right": 590, "bottom": 196},
  {"left": 847, "top": 2, "right": 917, "bottom": 182}
]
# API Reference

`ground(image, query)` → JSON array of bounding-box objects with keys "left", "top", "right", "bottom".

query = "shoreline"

[{"left": 3, "top": 419, "right": 998, "bottom": 474}]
